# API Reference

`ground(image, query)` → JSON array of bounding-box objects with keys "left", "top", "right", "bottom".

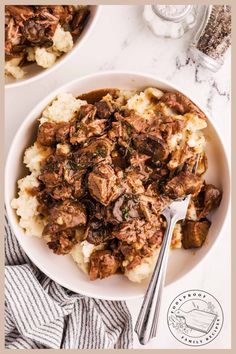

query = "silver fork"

[
  {"left": 134, "top": 195, "right": 191, "bottom": 345},
  {"left": 135, "top": 157, "right": 199, "bottom": 345}
]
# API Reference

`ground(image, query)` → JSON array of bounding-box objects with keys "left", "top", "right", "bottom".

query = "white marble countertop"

[{"left": 5, "top": 5, "right": 231, "bottom": 349}]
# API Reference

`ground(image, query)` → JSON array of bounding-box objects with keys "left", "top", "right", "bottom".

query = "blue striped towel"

[{"left": 5, "top": 216, "right": 133, "bottom": 349}]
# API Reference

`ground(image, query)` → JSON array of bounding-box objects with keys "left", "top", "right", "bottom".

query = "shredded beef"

[
  {"left": 47, "top": 229, "right": 78, "bottom": 255},
  {"left": 37, "top": 122, "right": 57, "bottom": 146},
  {"left": 160, "top": 92, "right": 207, "bottom": 121},
  {"left": 164, "top": 171, "right": 203, "bottom": 198},
  {"left": 88, "top": 163, "right": 123, "bottom": 206},
  {"left": 29, "top": 88, "right": 221, "bottom": 277},
  {"left": 196, "top": 184, "right": 222, "bottom": 218},
  {"left": 43, "top": 200, "right": 86, "bottom": 235},
  {"left": 94, "top": 100, "right": 115, "bottom": 119},
  {"left": 89, "top": 250, "right": 120, "bottom": 280}
]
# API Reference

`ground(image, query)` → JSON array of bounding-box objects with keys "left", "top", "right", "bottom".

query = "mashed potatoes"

[
  {"left": 5, "top": 57, "right": 25, "bottom": 80},
  {"left": 71, "top": 241, "right": 105, "bottom": 274},
  {"left": 11, "top": 173, "right": 45, "bottom": 237},
  {"left": 125, "top": 249, "right": 160, "bottom": 283},
  {"left": 41, "top": 93, "right": 86, "bottom": 124}
]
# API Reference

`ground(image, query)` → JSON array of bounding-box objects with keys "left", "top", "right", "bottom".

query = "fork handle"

[{"left": 135, "top": 215, "right": 178, "bottom": 345}]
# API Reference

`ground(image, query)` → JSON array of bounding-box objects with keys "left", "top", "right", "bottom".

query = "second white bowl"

[{"left": 5, "top": 6, "right": 101, "bottom": 89}]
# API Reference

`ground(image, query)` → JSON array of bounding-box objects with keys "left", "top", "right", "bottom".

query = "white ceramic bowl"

[
  {"left": 5, "top": 71, "right": 230, "bottom": 300},
  {"left": 5, "top": 6, "right": 101, "bottom": 89}
]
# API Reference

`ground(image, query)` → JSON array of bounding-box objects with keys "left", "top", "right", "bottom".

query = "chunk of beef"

[
  {"left": 147, "top": 229, "right": 164, "bottom": 247},
  {"left": 63, "top": 158, "right": 86, "bottom": 186},
  {"left": 115, "top": 111, "right": 149, "bottom": 133},
  {"left": 37, "top": 190, "right": 56, "bottom": 216},
  {"left": 86, "top": 222, "right": 113, "bottom": 245},
  {"left": 182, "top": 220, "right": 211, "bottom": 249},
  {"left": 88, "top": 163, "right": 123, "bottom": 206},
  {"left": 77, "top": 104, "right": 97, "bottom": 121},
  {"left": 110, "top": 194, "right": 142, "bottom": 223},
  {"left": 164, "top": 171, "right": 203, "bottom": 199},
  {"left": 94, "top": 100, "right": 115, "bottom": 119},
  {"left": 74, "top": 137, "right": 113, "bottom": 168},
  {"left": 69, "top": 104, "right": 104, "bottom": 145},
  {"left": 112, "top": 217, "right": 160, "bottom": 244},
  {"left": 49, "top": 185, "right": 73, "bottom": 200},
  {"left": 70, "top": 118, "right": 106, "bottom": 144},
  {"left": 128, "top": 152, "right": 152, "bottom": 181},
  {"left": 37, "top": 122, "right": 72, "bottom": 146},
  {"left": 48, "top": 5, "right": 74, "bottom": 24},
  {"left": 43, "top": 200, "right": 86, "bottom": 235},
  {"left": 89, "top": 250, "right": 119, "bottom": 280},
  {"left": 134, "top": 134, "right": 170, "bottom": 162},
  {"left": 151, "top": 115, "right": 186, "bottom": 141},
  {"left": 160, "top": 92, "right": 207, "bottom": 121},
  {"left": 139, "top": 194, "right": 165, "bottom": 221},
  {"left": 39, "top": 155, "right": 65, "bottom": 187},
  {"left": 47, "top": 229, "right": 78, "bottom": 255},
  {"left": 70, "top": 6, "right": 90, "bottom": 36},
  {"left": 196, "top": 184, "right": 222, "bottom": 218},
  {"left": 56, "top": 123, "right": 71, "bottom": 143},
  {"left": 124, "top": 171, "right": 145, "bottom": 194},
  {"left": 22, "top": 11, "right": 58, "bottom": 46},
  {"left": 37, "top": 122, "right": 57, "bottom": 146},
  {"left": 108, "top": 121, "right": 132, "bottom": 149},
  {"left": 73, "top": 178, "right": 85, "bottom": 199},
  {"left": 117, "top": 242, "right": 136, "bottom": 258}
]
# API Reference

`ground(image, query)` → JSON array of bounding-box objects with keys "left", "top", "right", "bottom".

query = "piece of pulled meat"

[
  {"left": 134, "top": 134, "right": 170, "bottom": 162},
  {"left": 88, "top": 163, "right": 124, "bottom": 206},
  {"left": 182, "top": 219, "right": 211, "bottom": 249},
  {"left": 43, "top": 200, "right": 86, "bottom": 235},
  {"left": 86, "top": 221, "right": 114, "bottom": 245},
  {"left": 89, "top": 250, "right": 120, "bottom": 280},
  {"left": 70, "top": 6, "right": 90, "bottom": 36},
  {"left": 94, "top": 100, "right": 115, "bottom": 120},
  {"left": 37, "top": 122, "right": 58, "bottom": 146},
  {"left": 108, "top": 194, "right": 143, "bottom": 223},
  {"left": 70, "top": 104, "right": 107, "bottom": 144},
  {"left": 74, "top": 137, "right": 113, "bottom": 167},
  {"left": 37, "top": 121, "right": 73, "bottom": 146},
  {"left": 39, "top": 155, "right": 66, "bottom": 187},
  {"left": 164, "top": 171, "right": 203, "bottom": 198},
  {"left": 160, "top": 92, "right": 207, "bottom": 121},
  {"left": 112, "top": 217, "right": 163, "bottom": 245},
  {"left": 47, "top": 229, "right": 78, "bottom": 255},
  {"left": 195, "top": 184, "right": 222, "bottom": 218}
]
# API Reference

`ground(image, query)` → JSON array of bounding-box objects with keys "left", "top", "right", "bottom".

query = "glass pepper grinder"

[
  {"left": 189, "top": 5, "right": 231, "bottom": 72},
  {"left": 143, "top": 4, "right": 198, "bottom": 39}
]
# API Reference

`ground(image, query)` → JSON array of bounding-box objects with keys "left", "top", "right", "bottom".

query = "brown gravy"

[{"left": 77, "top": 88, "right": 118, "bottom": 104}]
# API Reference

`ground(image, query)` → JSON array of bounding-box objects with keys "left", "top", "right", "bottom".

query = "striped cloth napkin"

[{"left": 4, "top": 216, "right": 133, "bottom": 349}]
